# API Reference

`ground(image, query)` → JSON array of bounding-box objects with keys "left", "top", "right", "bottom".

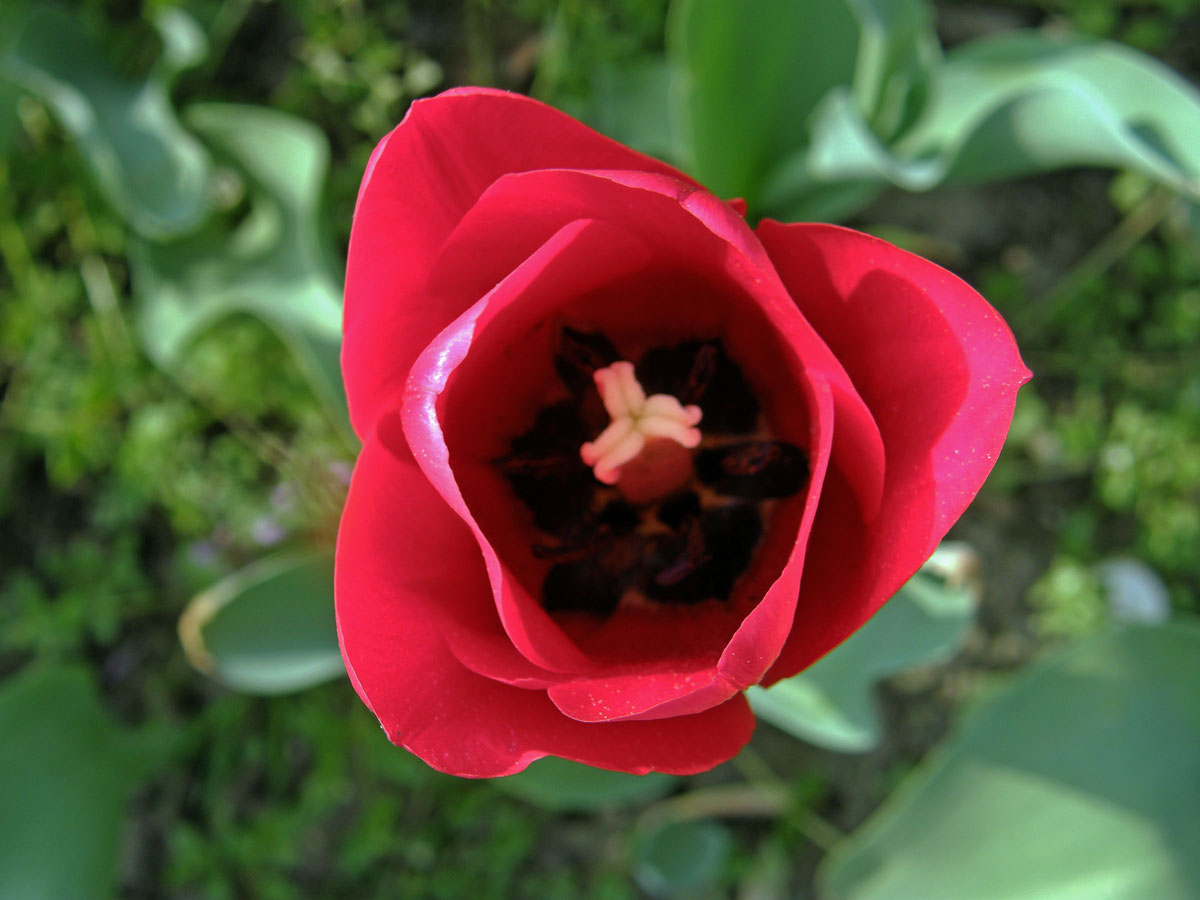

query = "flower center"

[
  {"left": 580, "top": 361, "right": 702, "bottom": 503},
  {"left": 492, "top": 327, "right": 810, "bottom": 619}
]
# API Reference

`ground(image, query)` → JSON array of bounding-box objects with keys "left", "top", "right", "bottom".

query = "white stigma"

[{"left": 579, "top": 361, "right": 703, "bottom": 485}]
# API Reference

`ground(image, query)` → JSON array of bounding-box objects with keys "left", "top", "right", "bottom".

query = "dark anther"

[
  {"left": 723, "top": 441, "right": 782, "bottom": 475},
  {"left": 531, "top": 501, "right": 639, "bottom": 561},
  {"left": 501, "top": 402, "right": 595, "bottom": 535},
  {"left": 643, "top": 504, "right": 762, "bottom": 604},
  {"left": 654, "top": 515, "right": 710, "bottom": 587},
  {"left": 495, "top": 453, "right": 581, "bottom": 478},
  {"left": 658, "top": 491, "right": 701, "bottom": 530},
  {"left": 532, "top": 536, "right": 605, "bottom": 563},
  {"left": 696, "top": 441, "right": 809, "bottom": 499},
  {"left": 542, "top": 533, "right": 648, "bottom": 616},
  {"left": 680, "top": 343, "right": 718, "bottom": 405},
  {"left": 597, "top": 499, "right": 640, "bottom": 534},
  {"left": 638, "top": 340, "right": 758, "bottom": 434},
  {"left": 699, "top": 504, "right": 763, "bottom": 599},
  {"left": 542, "top": 557, "right": 625, "bottom": 617},
  {"left": 508, "top": 402, "right": 591, "bottom": 455},
  {"left": 553, "top": 327, "right": 621, "bottom": 397}
]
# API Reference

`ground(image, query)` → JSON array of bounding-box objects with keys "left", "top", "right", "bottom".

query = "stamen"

[{"left": 579, "top": 361, "right": 703, "bottom": 487}]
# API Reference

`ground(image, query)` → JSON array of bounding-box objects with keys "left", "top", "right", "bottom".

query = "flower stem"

[{"left": 637, "top": 743, "right": 845, "bottom": 852}]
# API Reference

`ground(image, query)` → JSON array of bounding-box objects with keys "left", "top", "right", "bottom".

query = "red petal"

[
  {"left": 336, "top": 431, "right": 755, "bottom": 777},
  {"left": 343, "top": 89, "right": 701, "bottom": 439},
  {"left": 756, "top": 222, "right": 1031, "bottom": 681}
]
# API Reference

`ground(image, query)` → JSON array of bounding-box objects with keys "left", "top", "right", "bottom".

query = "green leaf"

[
  {"left": 668, "top": 0, "right": 860, "bottom": 201},
  {"left": 580, "top": 60, "right": 686, "bottom": 167},
  {"left": 0, "top": 666, "right": 163, "bottom": 900},
  {"left": 666, "top": 0, "right": 941, "bottom": 213},
  {"left": 131, "top": 102, "right": 350, "bottom": 439},
  {"left": 820, "top": 623, "right": 1200, "bottom": 900},
  {"left": 844, "top": 0, "right": 939, "bottom": 142},
  {"left": 634, "top": 819, "right": 733, "bottom": 899},
  {"left": 925, "top": 32, "right": 1200, "bottom": 193},
  {"left": 748, "top": 548, "right": 977, "bottom": 752},
  {"left": 179, "top": 550, "right": 343, "bottom": 695},
  {"left": 787, "top": 31, "right": 1200, "bottom": 217},
  {"left": 493, "top": 756, "right": 677, "bottom": 812},
  {"left": 0, "top": 6, "right": 212, "bottom": 237}
]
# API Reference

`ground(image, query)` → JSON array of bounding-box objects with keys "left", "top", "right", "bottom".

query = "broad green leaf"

[
  {"left": 0, "top": 6, "right": 211, "bottom": 237},
  {"left": 493, "top": 756, "right": 677, "bottom": 812},
  {"left": 0, "top": 666, "right": 162, "bottom": 900},
  {"left": 131, "top": 103, "right": 350, "bottom": 439},
  {"left": 179, "top": 550, "right": 343, "bottom": 695},
  {"left": 777, "top": 31, "right": 1200, "bottom": 220},
  {"left": 748, "top": 549, "right": 977, "bottom": 752},
  {"left": 844, "top": 0, "right": 939, "bottom": 141},
  {"left": 914, "top": 32, "right": 1200, "bottom": 193},
  {"left": 762, "top": 85, "right": 919, "bottom": 219},
  {"left": 588, "top": 1, "right": 936, "bottom": 215},
  {"left": 758, "top": 162, "right": 888, "bottom": 223},
  {"left": 634, "top": 819, "right": 733, "bottom": 899},
  {"left": 820, "top": 623, "right": 1200, "bottom": 900},
  {"left": 668, "top": 0, "right": 859, "bottom": 201},
  {"left": 579, "top": 60, "right": 685, "bottom": 167}
]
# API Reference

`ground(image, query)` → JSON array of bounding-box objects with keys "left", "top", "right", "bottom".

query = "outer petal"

[
  {"left": 756, "top": 222, "right": 1031, "bottom": 682},
  {"left": 343, "top": 89, "right": 702, "bottom": 439},
  {"left": 336, "top": 420, "right": 756, "bottom": 777}
]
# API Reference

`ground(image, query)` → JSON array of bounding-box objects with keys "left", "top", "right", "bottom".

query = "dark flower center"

[{"left": 494, "top": 327, "right": 809, "bottom": 619}]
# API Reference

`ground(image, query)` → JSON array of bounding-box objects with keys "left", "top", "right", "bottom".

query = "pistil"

[{"left": 580, "top": 361, "right": 703, "bottom": 501}]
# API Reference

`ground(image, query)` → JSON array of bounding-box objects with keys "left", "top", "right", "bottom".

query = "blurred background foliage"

[{"left": 1, "top": 0, "right": 1199, "bottom": 897}]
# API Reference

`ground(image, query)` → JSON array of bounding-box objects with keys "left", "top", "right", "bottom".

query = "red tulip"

[{"left": 336, "top": 88, "right": 1030, "bottom": 777}]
